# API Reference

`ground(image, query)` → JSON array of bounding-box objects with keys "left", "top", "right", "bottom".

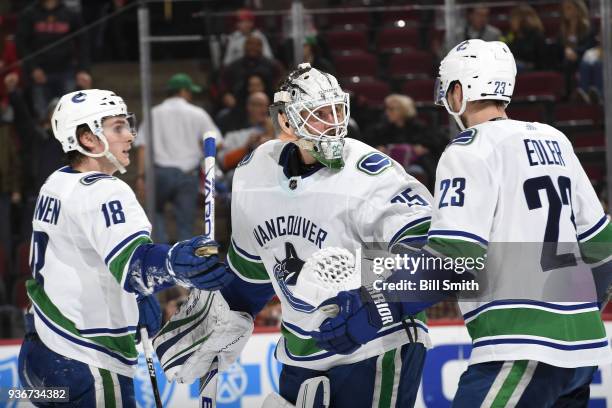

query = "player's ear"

[{"left": 77, "top": 128, "right": 98, "bottom": 151}]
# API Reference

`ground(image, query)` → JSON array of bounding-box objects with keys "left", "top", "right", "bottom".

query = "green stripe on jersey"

[
  {"left": 427, "top": 237, "right": 486, "bottom": 260},
  {"left": 228, "top": 243, "right": 269, "bottom": 281},
  {"left": 467, "top": 307, "right": 606, "bottom": 342},
  {"left": 580, "top": 222, "right": 612, "bottom": 264},
  {"left": 391, "top": 221, "right": 430, "bottom": 245},
  {"left": 281, "top": 324, "right": 322, "bottom": 356},
  {"left": 157, "top": 293, "right": 214, "bottom": 337},
  {"left": 99, "top": 368, "right": 116, "bottom": 408},
  {"left": 378, "top": 350, "right": 396, "bottom": 408},
  {"left": 108, "top": 236, "right": 152, "bottom": 284},
  {"left": 27, "top": 279, "right": 137, "bottom": 360},
  {"left": 491, "top": 361, "right": 528, "bottom": 408}
]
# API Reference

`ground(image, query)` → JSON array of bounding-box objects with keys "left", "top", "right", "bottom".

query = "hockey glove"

[
  {"left": 167, "top": 237, "right": 234, "bottom": 291},
  {"left": 136, "top": 294, "right": 161, "bottom": 343},
  {"left": 310, "top": 286, "right": 401, "bottom": 355}
]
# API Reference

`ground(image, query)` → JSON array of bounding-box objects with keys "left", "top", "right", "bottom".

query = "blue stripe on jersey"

[
  {"left": 231, "top": 238, "right": 261, "bottom": 261},
  {"left": 463, "top": 300, "right": 599, "bottom": 320},
  {"left": 282, "top": 320, "right": 429, "bottom": 362},
  {"left": 427, "top": 229, "right": 488, "bottom": 245},
  {"left": 577, "top": 215, "right": 608, "bottom": 241},
  {"left": 104, "top": 230, "right": 150, "bottom": 265},
  {"left": 33, "top": 306, "right": 137, "bottom": 366},
  {"left": 389, "top": 217, "right": 431, "bottom": 247},
  {"left": 79, "top": 326, "right": 137, "bottom": 335},
  {"left": 473, "top": 337, "right": 609, "bottom": 351},
  {"left": 58, "top": 166, "right": 80, "bottom": 173}
]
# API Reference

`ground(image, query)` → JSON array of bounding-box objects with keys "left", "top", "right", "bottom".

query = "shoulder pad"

[
  {"left": 356, "top": 152, "right": 392, "bottom": 175},
  {"left": 449, "top": 128, "right": 477, "bottom": 146},
  {"left": 79, "top": 173, "right": 117, "bottom": 186}
]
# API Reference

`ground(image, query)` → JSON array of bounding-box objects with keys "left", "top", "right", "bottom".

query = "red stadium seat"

[
  {"left": 16, "top": 241, "right": 31, "bottom": 277},
  {"left": 325, "top": 30, "right": 369, "bottom": 54},
  {"left": 320, "top": 10, "right": 371, "bottom": 30},
  {"left": 334, "top": 52, "right": 378, "bottom": 79},
  {"left": 571, "top": 129, "right": 604, "bottom": 148},
  {"left": 507, "top": 104, "right": 546, "bottom": 123},
  {"left": 513, "top": 71, "right": 564, "bottom": 101},
  {"left": 13, "top": 276, "right": 30, "bottom": 310},
  {"left": 344, "top": 79, "right": 391, "bottom": 108},
  {"left": 402, "top": 78, "right": 436, "bottom": 104},
  {"left": 381, "top": 9, "right": 421, "bottom": 26},
  {"left": 0, "top": 246, "right": 7, "bottom": 281},
  {"left": 554, "top": 103, "right": 604, "bottom": 126},
  {"left": 542, "top": 17, "right": 560, "bottom": 41},
  {"left": 377, "top": 27, "right": 420, "bottom": 53},
  {"left": 388, "top": 51, "right": 434, "bottom": 79}
]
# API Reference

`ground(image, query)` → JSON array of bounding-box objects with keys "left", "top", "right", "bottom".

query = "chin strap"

[
  {"left": 442, "top": 96, "right": 467, "bottom": 131},
  {"left": 75, "top": 129, "right": 127, "bottom": 174}
]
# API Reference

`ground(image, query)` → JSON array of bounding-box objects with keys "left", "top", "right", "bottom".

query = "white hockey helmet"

[
  {"left": 271, "top": 63, "right": 350, "bottom": 169},
  {"left": 435, "top": 39, "right": 517, "bottom": 129},
  {"left": 52, "top": 89, "right": 135, "bottom": 173}
]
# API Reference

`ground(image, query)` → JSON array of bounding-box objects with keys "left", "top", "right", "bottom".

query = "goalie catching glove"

[{"left": 152, "top": 289, "right": 253, "bottom": 384}]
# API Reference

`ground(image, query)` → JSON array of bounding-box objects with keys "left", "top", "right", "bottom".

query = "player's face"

[
  {"left": 102, "top": 116, "right": 136, "bottom": 167},
  {"left": 300, "top": 104, "right": 345, "bottom": 137}
]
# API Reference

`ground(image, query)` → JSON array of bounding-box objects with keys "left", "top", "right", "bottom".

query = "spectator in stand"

[
  {"left": 3, "top": 73, "right": 64, "bottom": 243},
  {"left": 502, "top": 4, "right": 547, "bottom": 72},
  {"left": 74, "top": 70, "right": 92, "bottom": 90},
  {"left": 364, "top": 94, "right": 446, "bottom": 191},
  {"left": 577, "top": 32, "right": 603, "bottom": 104},
  {"left": 457, "top": 6, "right": 502, "bottom": 42},
  {"left": 302, "top": 36, "right": 335, "bottom": 76},
  {"left": 222, "top": 35, "right": 282, "bottom": 100},
  {"left": 136, "top": 73, "right": 222, "bottom": 243},
  {"left": 557, "top": 0, "right": 596, "bottom": 100},
  {"left": 16, "top": 0, "right": 90, "bottom": 120},
  {"left": 0, "top": 73, "right": 21, "bottom": 258},
  {"left": 219, "top": 91, "right": 274, "bottom": 173},
  {"left": 223, "top": 8, "right": 273, "bottom": 67}
]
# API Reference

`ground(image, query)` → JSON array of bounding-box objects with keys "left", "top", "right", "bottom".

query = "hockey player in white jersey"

[
  {"left": 18, "top": 89, "right": 232, "bottom": 407},
  {"left": 216, "top": 63, "right": 433, "bottom": 407},
  {"left": 312, "top": 40, "right": 612, "bottom": 407}
]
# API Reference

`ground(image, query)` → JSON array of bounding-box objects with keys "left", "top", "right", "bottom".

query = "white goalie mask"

[
  {"left": 434, "top": 39, "right": 517, "bottom": 130},
  {"left": 271, "top": 63, "right": 350, "bottom": 169},
  {"left": 52, "top": 89, "right": 136, "bottom": 174}
]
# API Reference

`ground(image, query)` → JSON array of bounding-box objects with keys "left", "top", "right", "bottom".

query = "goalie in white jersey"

[
  {"left": 313, "top": 40, "right": 612, "bottom": 407},
  {"left": 216, "top": 63, "right": 434, "bottom": 407},
  {"left": 18, "top": 89, "right": 232, "bottom": 407}
]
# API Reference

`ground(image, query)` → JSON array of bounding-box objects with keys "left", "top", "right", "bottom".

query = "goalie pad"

[
  {"left": 262, "top": 376, "right": 330, "bottom": 408},
  {"left": 152, "top": 289, "right": 253, "bottom": 384}
]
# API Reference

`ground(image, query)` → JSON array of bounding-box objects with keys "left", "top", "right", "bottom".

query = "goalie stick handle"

[
  {"left": 195, "top": 133, "right": 218, "bottom": 257},
  {"left": 140, "top": 327, "right": 163, "bottom": 408}
]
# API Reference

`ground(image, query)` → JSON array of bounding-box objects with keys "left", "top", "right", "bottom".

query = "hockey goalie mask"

[
  {"left": 434, "top": 39, "right": 517, "bottom": 130},
  {"left": 52, "top": 89, "right": 136, "bottom": 174},
  {"left": 272, "top": 63, "right": 350, "bottom": 169}
]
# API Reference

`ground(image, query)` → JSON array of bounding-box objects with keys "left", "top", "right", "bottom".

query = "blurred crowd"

[{"left": 0, "top": 0, "right": 608, "bottom": 337}]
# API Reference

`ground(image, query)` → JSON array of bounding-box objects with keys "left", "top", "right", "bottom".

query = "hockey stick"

[
  {"left": 195, "top": 132, "right": 219, "bottom": 408},
  {"left": 140, "top": 327, "right": 163, "bottom": 408}
]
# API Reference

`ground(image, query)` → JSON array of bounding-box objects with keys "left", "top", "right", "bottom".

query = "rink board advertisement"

[{"left": 0, "top": 322, "right": 611, "bottom": 407}]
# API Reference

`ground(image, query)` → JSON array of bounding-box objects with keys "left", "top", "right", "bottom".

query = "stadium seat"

[
  {"left": 325, "top": 30, "right": 369, "bottom": 54},
  {"left": 554, "top": 103, "right": 604, "bottom": 126},
  {"left": 377, "top": 27, "right": 420, "bottom": 53},
  {"left": 16, "top": 241, "right": 31, "bottom": 277},
  {"left": 344, "top": 79, "right": 391, "bottom": 108},
  {"left": 513, "top": 71, "right": 564, "bottom": 101},
  {"left": 381, "top": 9, "right": 421, "bottom": 26},
  {"left": 0, "top": 246, "right": 7, "bottom": 282},
  {"left": 570, "top": 129, "right": 604, "bottom": 149},
  {"left": 402, "top": 78, "right": 436, "bottom": 104},
  {"left": 542, "top": 17, "right": 560, "bottom": 41},
  {"left": 320, "top": 10, "right": 371, "bottom": 30},
  {"left": 334, "top": 52, "right": 378, "bottom": 79},
  {"left": 507, "top": 104, "right": 547, "bottom": 123},
  {"left": 12, "top": 276, "right": 29, "bottom": 310},
  {"left": 388, "top": 51, "right": 434, "bottom": 79}
]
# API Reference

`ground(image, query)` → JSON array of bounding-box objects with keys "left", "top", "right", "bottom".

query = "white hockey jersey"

[
  {"left": 28, "top": 166, "right": 152, "bottom": 377},
  {"left": 229, "top": 138, "right": 433, "bottom": 370},
  {"left": 429, "top": 119, "right": 612, "bottom": 368}
]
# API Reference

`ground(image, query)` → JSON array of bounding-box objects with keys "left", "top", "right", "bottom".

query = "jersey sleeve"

[
  {"left": 570, "top": 152, "right": 611, "bottom": 265},
  {"left": 76, "top": 178, "right": 152, "bottom": 288},
  {"left": 428, "top": 146, "right": 497, "bottom": 259},
  {"left": 354, "top": 162, "right": 433, "bottom": 250}
]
